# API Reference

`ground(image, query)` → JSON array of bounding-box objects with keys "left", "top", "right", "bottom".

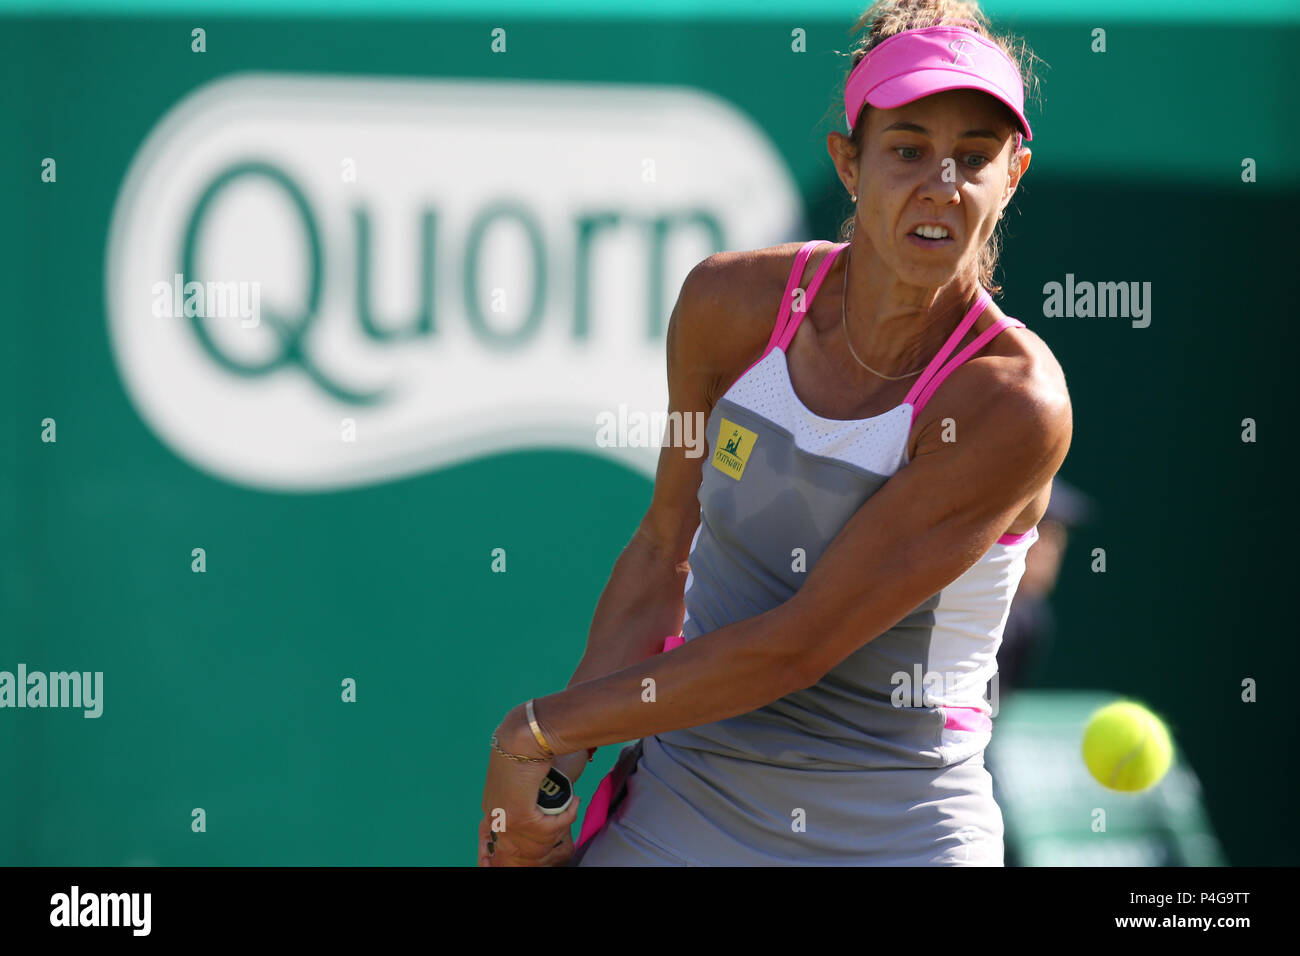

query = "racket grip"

[{"left": 536, "top": 767, "right": 573, "bottom": 815}]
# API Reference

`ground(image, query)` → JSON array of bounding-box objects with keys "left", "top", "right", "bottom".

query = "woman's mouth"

[{"left": 907, "top": 224, "right": 955, "bottom": 247}]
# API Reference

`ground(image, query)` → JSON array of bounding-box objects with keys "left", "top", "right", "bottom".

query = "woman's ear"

[
  {"left": 826, "top": 130, "right": 860, "bottom": 200},
  {"left": 1004, "top": 147, "right": 1031, "bottom": 208}
]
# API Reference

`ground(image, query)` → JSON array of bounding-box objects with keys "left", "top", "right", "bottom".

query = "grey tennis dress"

[{"left": 573, "top": 240, "right": 1036, "bottom": 866}]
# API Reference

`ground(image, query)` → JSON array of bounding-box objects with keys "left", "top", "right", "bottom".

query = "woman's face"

[{"left": 841, "top": 89, "right": 1029, "bottom": 289}]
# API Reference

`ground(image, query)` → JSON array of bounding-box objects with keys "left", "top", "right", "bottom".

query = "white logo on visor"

[{"left": 948, "top": 39, "right": 976, "bottom": 66}]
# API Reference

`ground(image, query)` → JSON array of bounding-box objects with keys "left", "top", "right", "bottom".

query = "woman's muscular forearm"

[
  {"left": 549, "top": 524, "right": 691, "bottom": 782},
  {"left": 570, "top": 525, "right": 690, "bottom": 682}
]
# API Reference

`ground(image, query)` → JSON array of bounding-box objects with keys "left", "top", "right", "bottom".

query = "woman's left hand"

[{"left": 478, "top": 706, "right": 582, "bottom": 867}]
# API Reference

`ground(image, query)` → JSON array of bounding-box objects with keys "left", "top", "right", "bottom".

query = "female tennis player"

[{"left": 479, "top": 0, "right": 1070, "bottom": 866}]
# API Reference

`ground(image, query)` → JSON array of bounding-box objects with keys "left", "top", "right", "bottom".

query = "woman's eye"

[
  {"left": 895, "top": 146, "right": 921, "bottom": 160},
  {"left": 965, "top": 154, "right": 991, "bottom": 168}
]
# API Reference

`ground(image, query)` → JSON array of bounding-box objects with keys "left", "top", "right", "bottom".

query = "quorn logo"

[{"left": 106, "top": 74, "right": 802, "bottom": 491}]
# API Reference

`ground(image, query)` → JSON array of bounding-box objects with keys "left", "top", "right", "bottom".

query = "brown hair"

[{"left": 832, "top": 0, "right": 1043, "bottom": 295}]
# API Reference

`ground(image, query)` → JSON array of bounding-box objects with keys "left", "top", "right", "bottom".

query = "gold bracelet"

[
  {"left": 525, "top": 698, "right": 556, "bottom": 757},
  {"left": 489, "top": 733, "right": 551, "bottom": 763}
]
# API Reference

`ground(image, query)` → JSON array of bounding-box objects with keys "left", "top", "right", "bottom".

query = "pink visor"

[{"left": 845, "top": 25, "right": 1032, "bottom": 144}]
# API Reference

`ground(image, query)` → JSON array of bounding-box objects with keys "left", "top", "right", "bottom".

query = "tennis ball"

[{"left": 1081, "top": 701, "right": 1173, "bottom": 792}]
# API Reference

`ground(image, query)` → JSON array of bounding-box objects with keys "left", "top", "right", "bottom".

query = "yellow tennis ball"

[{"left": 1081, "top": 701, "right": 1173, "bottom": 792}]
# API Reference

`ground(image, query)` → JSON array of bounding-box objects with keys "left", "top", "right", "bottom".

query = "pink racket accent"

[
  {"left": 575, "top": 635, "right": 684, "bottom": 849},
  {"left": 575, "top": 776, "right": 615, "bottom": 850}
]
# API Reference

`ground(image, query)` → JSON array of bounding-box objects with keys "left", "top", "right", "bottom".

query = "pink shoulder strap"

[
  {"left": 762, "top": 240, "right": 823, "bottom": 357},
  {"left": 908, "top": 310, "right": 1027, "bottom": 424},
  {"left": 729, "top": 240, "right": 833, "bottom": 389},
  {"left": 775, "top": 241, "right": 849, "bottom": 352},
  {"left": 903, "top": 290, "right": 992, "bottom": 409}
]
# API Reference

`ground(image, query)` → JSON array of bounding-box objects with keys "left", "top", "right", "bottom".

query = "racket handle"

[{"left": 536, "top": 767, "right": 573, "bottom": 815}]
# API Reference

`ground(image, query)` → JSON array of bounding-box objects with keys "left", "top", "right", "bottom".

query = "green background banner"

[{"left": 2, "top": 5, "right": 1295, "bottom": 865}]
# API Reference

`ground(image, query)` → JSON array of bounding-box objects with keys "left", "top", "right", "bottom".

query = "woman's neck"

[{"left": 834, "top": 240, "right": 986, "bottom": 378}]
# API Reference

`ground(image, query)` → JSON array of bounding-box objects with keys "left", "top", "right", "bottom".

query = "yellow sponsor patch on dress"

[{"left": 712, "top": 418, "right": 757, "bottom": 480}]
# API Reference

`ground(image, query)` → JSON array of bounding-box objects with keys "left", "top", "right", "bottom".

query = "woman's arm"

[
  {"left": 563, "top": 511, "right": 698, "bottom": 688},
  {"left": 547, "top": 526, "right": 693, "bottom": 783},
  {"left": 478, "top": 253, "right": 780, "bottom": 866},
  {"left": 548, "top": 252, "right": 762, "bottom": 781}
]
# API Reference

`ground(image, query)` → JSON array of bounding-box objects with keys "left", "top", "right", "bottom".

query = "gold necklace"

[{"left": 839, "top": 248, "right": 930, "bottom": 381}]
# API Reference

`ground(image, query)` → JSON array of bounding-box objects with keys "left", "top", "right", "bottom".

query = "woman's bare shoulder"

[
  {"left": 983, "top": 310, "right": 1070, "bottom": 402},
  {"left": 672, "top": 242, "right": 808, "bottom": 404}
]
